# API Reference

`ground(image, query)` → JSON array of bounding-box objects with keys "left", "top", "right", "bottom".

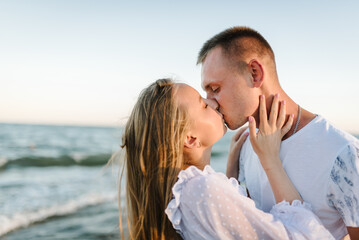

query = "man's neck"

[
  {"left": 283, "top": 107, "right": 317, "bottom": 140},
  {"left": 262, "top": 90, "right": 316, "bottom": 140}
]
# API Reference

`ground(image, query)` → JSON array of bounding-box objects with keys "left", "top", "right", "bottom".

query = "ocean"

[{"left": 0, "top": 123, "right": 233, "bottom": 239}]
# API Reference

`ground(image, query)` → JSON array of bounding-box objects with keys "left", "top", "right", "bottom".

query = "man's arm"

[{"left": 327, "top": 143, "right": 359, "bottom": 240}]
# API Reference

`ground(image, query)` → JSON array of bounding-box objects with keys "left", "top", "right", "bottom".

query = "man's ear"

[
  {"left": 249, "top": 59, "right": 264, "bottom": 88},
  {"left": 184, "top": 135, "right": 200, "bottom": 149}
]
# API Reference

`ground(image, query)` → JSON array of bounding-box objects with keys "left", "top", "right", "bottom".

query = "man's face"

[{"left": 201, "top": 47, "right": 260, "bottom": 130}]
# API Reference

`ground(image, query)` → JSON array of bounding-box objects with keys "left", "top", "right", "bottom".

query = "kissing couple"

[{"left": 120, "top": 27, "right": 359, "bottom": 239}]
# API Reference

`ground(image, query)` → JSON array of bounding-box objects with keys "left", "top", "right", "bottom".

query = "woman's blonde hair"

[{"left": 121, "top": 79, "right": 189, "bottom": 239}]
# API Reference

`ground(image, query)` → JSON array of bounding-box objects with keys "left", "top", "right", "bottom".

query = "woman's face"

[{"left": 174, "top": 83, "right": 227, "bottom": 147}]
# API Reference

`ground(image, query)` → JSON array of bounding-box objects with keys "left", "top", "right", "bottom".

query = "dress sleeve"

[
  {"left": 176, "top": 168, "right": 333, "bottom": 240},
  {"left": 327, "top": 143, "right": 359, "bottom": 227}
]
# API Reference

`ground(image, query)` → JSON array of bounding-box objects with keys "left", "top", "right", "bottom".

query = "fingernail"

[
  {"left": 275, "top": 93, "right": 279, "bottom": 98},
  {"left": 282, "top": 100, "right": 286, "bottom": 105},
  {"left": 290, "top": 114, "right": 294, "bottom": 118},
  {"left": 261, "top": 95, "right": 264, "bottom": 100},
  {"left": 245, "top": 132, "right": 249, "bottom": 136},
  {"left": 248, "top": 116, "right": 253, "bottom": 122}
]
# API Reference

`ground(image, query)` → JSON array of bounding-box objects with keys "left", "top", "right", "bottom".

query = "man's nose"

[
  {"left": 206, "top": 91, "right": 215, "bottom": 101},
  {"left": 204, "top": 98, "right": 219, "bottom": 111}
]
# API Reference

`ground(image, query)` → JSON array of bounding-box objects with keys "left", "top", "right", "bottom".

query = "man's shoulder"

[
  {"left": 319, "top": 117, "right": 358, "bottom": 143},
  {"left": 311, "top": 116, "right": 358, "bottom": 146}
]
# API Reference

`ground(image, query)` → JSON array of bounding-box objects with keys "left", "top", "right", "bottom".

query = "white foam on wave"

[
  {"left": 0, "top": 157, "right": 8, "bottom": 168},
  {"left": 0, "top": 192, "right": 117, "bottom": 237}
]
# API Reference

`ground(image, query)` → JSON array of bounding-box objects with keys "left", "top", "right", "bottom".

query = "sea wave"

[
  {"left": 0, "top": 150, "right": 226, "bottom": 170},
  {"left": 0, "top": 192, "right": 117, "bottom": 237},
  {"left": 0, "top": 154, "right": 113, "bottom": 169}
]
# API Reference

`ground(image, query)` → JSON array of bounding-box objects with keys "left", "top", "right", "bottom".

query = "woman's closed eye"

[{"left": 202, "top": 98, "right": 209, "bottom": 109}]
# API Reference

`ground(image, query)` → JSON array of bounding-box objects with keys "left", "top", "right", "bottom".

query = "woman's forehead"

[{"left": 174, "top": 83, "right": 200, "bottom": 99}]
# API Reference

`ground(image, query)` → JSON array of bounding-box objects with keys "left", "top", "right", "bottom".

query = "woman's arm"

[
  {"left": 226, "top": 127, "right": 248, "bottom": 180},
  {"left": 248, "top": 94, "right": 302, "bottom": 203},
  {"left": 176, "top": 172, "right": 334, "bottom": 240}
]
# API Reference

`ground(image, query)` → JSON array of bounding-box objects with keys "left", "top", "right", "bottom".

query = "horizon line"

[{"left": 0, "top": 121, "right": 124, "bottom": 129}]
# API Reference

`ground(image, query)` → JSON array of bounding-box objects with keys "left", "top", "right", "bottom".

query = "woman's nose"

[{"left": 204, "top": 98, "right": 219, "bottom": 111}]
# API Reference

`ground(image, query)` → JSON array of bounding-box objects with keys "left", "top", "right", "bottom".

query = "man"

[{"left": 198, "top": 26, "right": 359, "bottom": 239}]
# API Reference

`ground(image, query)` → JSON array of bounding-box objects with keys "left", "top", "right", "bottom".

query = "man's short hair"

[{"left": 197, "top": 26, "right": 275, "bottom": 65}]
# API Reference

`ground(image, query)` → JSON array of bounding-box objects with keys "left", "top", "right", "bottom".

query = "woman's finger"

[
  {"left": 232, "top": 126, "right": 248, "bottom": 142},
  {"left": 248, "top": 116, "right": 257, "bottom": 141},
  {"left": 281, "top": 114, "right": 294, "bottom": 138},
  {"left": 235, "top": 130, "right": 249, "bottom": 150},
  {"left": 277, "top": 100, "right": 286, "bottom": 128},
  {"left": 259, "top": 95, "right": 268, "bottom": 129},
  {"left": 269, "top": 94, "right": 279, "bottom": 126}
]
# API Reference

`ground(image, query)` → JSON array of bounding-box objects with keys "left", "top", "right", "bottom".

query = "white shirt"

[
  {"left": 165, "top": 165, "right": 333, "bottom": 240},
  {"left": 239, "top": 115, "right": 359, "bottom": 239}
]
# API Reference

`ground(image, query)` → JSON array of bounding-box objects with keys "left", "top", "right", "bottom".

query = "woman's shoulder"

[
  {"left": 169, "top": 165, "right": 225, "bottom": 206},
  {"left": 166, "top": 166, "right": 246, "bottom": 215},
  {"left": 175, "top": 165, "right": 245, "bottom": 195},
  {"left": 179, "top": 165, "right": 226, "bottom": 185},
  {"left": 165, "top": 165, "right": 245, "bottom": 232}
]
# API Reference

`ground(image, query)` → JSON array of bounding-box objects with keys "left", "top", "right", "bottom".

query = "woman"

[{"left": 120, "top": 79, "right": 333, "bottom": 239}]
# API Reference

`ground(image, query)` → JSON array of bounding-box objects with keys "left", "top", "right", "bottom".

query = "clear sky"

[{"left": 1, "top": 1, "right": 359, "bottom": 133}]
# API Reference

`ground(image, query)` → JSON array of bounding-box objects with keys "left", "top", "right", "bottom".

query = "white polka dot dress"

[{"left": 165, "top": 165, "right": 334, "bottom": 240}]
